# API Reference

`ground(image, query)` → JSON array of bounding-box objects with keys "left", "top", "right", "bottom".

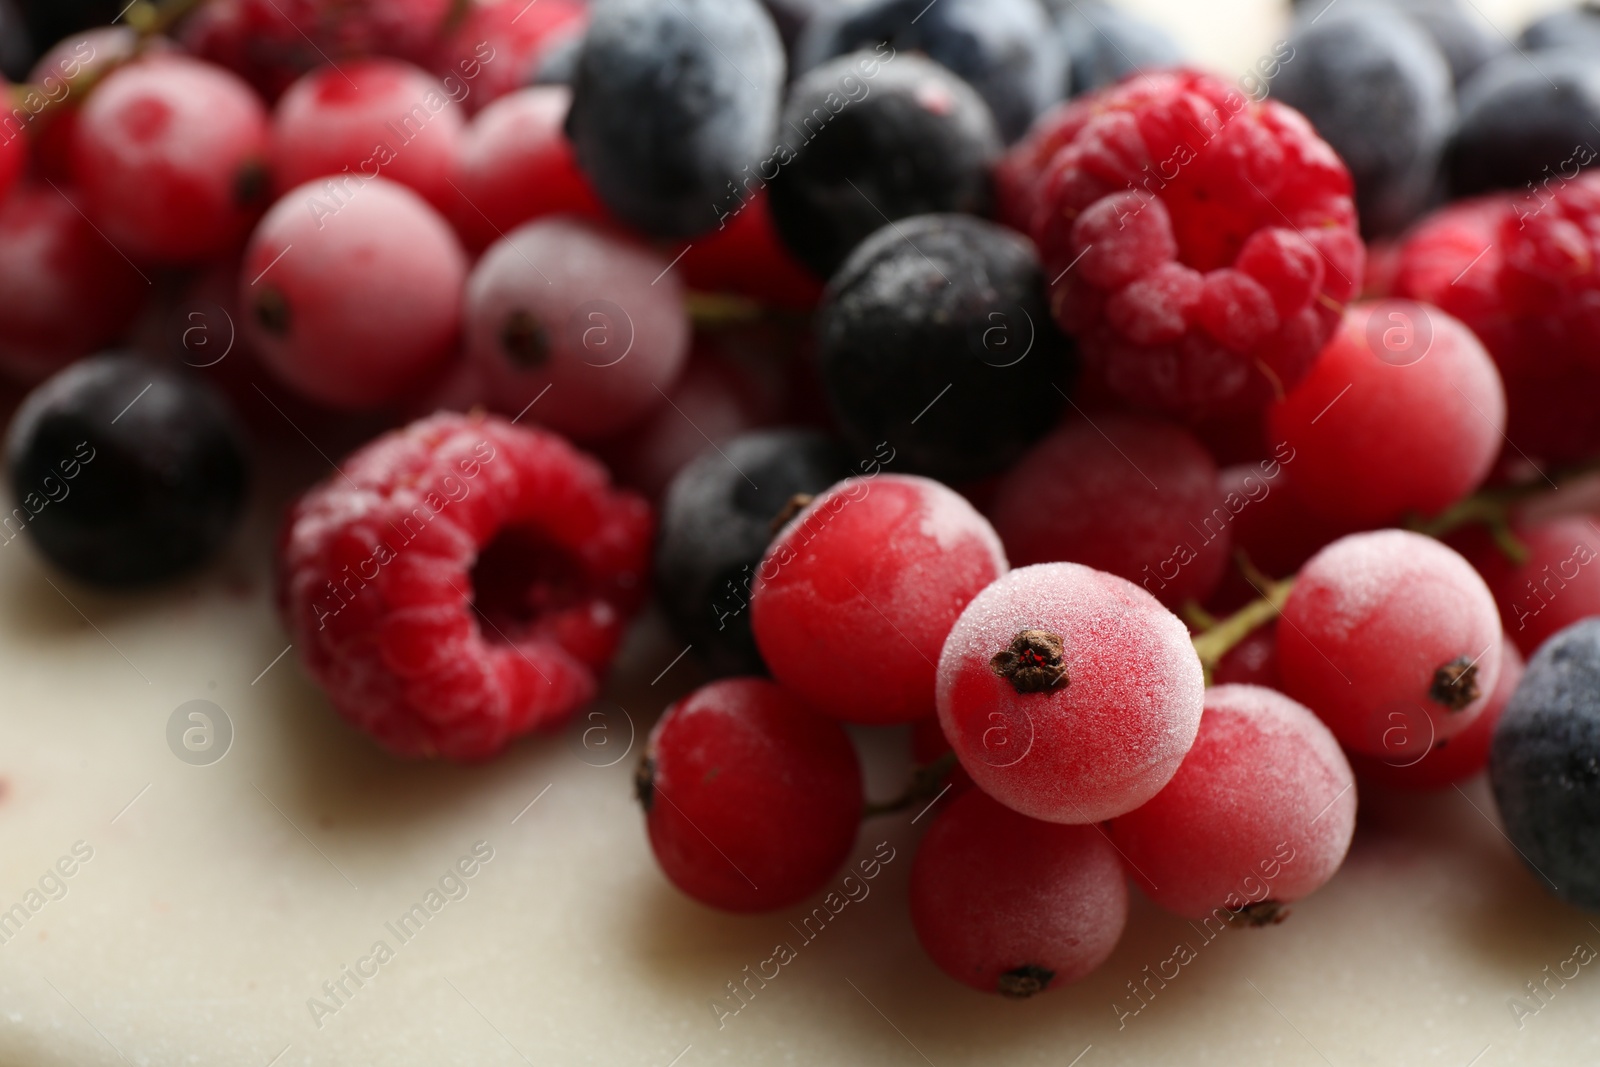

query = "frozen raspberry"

[
  {"left": 277, "top": 413, "right": 652, "bottom": 761},
  {"left": 1392, "top": 176, "right": 1600, "bottom": 461},
  {"left": 1000, "top": 69, "right": 1363, "bottom": 417}
]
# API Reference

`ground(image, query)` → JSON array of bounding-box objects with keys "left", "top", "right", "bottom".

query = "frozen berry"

[
  {"left": 1444, "top": 49, "right": 1600, "bottom": 198},
  {"left": 1269, "top": 5, "right": 1454, "bottom": 237},
  {"left": 1490, "top": 617, "right": 1600, "bottom": 909},
  {"left": 1111, "top": 684, "right": 1356, "bottom": 923},
  {"left": 989, "top": 414, "right": 1230, "bottom": 610},
  {"left": 910, "top": 788, "right": 1127, "bottom": 996},
  {"left": 1521, "top": 4, "right": 1600, "bottom": 53},
  {"left": 1386, "top": 0, "right": 1503, "bottom": 86},
  {"left": 937, "top": 562, "right": 1205, "bottom": 823},
  {"left": 0, "top": 184, "right": 146, "bottom": 381},
  {"left": 1001, "top": 69, "right": 1362, "bottom": 417},
  {"left": 1354, "top": 635, "right": 1524, "bottom": 790},
  {"left": 1458, "top": 516, "right": 1600, "bottom": 658},
  {"left": 449, "top": 86, "right": 606, "bottom": 254},
  {"left": 464, "top": 216, "right": 690, "bottom": 441},
  {"left": 752, "top": 473, "right": 1008, "bottom": 725},
  {"left": 25, "top": 28, "right": 140, "bottom": 184},
  {"left": 638, "top": 677, "right": 862, "bottom": 912},
  {"left": 242, "top": 176, "right": 466, "bottom": 409},
  {"left": 797, "top": 0, "right": 1063, "bottom": 142},
  {"left": 277, "top": 412, "right": 651, "bottom": 760},
  {"left": 69, "top": 54, "right": 270, "bottom": 263},
  {"left": 6, "top": 353, "right": 250, "bottom": 587},
  {"left": 1267, "top": 301, "right": 1505, "bottom": 527},
  {"left": 680, "top": 190, "right": 824, "bottom": 310},
  {"left": 1278, "top": 530, "right": 1503, "bottom": 762},
  {"left": 657, "top": 429, "right": 848, "bottom": 675},
  {"left": 429, "top": 0, "right": 586, "bottom": 112},
  {"left": 815, "top": 214, "right": 1071, "bottom": 483},
  {"left": 566, "top": 0, "right": 784, "bottom": 238},
  {"left": 1213, "top": 623, "right": 1283, "bottom": 688},
  {"left": 767, "top": 52, "right": 1000, "bottom": 278},
  {"left": 270, "top": 58, "right": 464, "bottom": 213},
  {"left": 1056, "top": 0, "right": 1184, "bottom": 97}
]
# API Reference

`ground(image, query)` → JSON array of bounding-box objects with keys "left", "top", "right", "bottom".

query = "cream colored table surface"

[{"left": 2, "top": 1, "right": 1596, "bottom": 1064}]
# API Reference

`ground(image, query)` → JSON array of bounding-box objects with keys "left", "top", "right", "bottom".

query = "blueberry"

[
  {"left": 566, "top": 0, "right": 785, "bottom": 238},
  {"left": 529, "top": 30, "right": 582, "bottom": 86},
  {"left": 797, "top": 0, "right": 1064, "bottom": 142},
  {"left": 1444, "top": 48, "right": 1600, "bottom": 198},
  {"left": 1055, "top": 0, "right": 1184, "bottom": 97},
  {"left": 759, "top": 0, "right": 840, "bottom": 70},
  {"left": 5, "top": 353, "right": 251, "bottom": 587},
  {"left": 815, "top": 213, "right": 1073, "bottom": 483},
  {"left": 1521, "top": 3, "right": 1600, "bottom": 53},
  {"left": 1270, "top": 4, "right": 1454, "bottom": 237},
  {"left": 656, "top": 429, "right": 849, "bottom": 674},
  {"left": 1383, "top": 0, "right": 1504, "bottom": 87},
  {"left": 1491, "top": 618, "right": 1600, "bottom": 910},
  {"left": 766, "top": 51, "right": 1001, "bottom": 278}
]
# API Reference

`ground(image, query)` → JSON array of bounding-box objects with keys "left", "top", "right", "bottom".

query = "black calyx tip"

[
  {"left": 634, "top": 755, "right": 656, "bottom": 812},
  {"left": 501, "top": 309, "right": 551, "bottom": 369},
  {"left": 255, "top": 286, "right": 290, "bottom": 336},
  {"left": 1228, "top": 900, "right": 1289, "bottom": 927},
  {"left": 998, "top": 964, "right": 1054, "bottom": 999},
  {"left": 1431, "top": 656, "right": 1480, "bottom": 711},
  {"left": 234, "top": 160, "right": 270, "bottom": 207},
  {"left": 990, "top": 629, "right": 1068, "bottom": 694}
]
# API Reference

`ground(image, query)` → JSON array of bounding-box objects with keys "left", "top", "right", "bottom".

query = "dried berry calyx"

[
  {"left": 997, "top": 964, "right": 1054, "bottom": 998},
  {"left": 1430, "top": 656, "right": 1480, "bottom": 711},
  {"left": 990, "top": 629, "right": 1069, "bottom": 693}
]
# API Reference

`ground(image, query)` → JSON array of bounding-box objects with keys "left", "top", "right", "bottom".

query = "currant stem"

[
  {"left": 1190, "top": 575, "right": 1296, "bottom": 681},
  {"left": 863, "top": 751, "right": 958, "bottom": 819}
]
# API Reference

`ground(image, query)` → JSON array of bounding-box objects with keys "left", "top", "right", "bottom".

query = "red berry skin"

[
  {"left": 936, "top": 562, "right": 1205, "bottom": 824},
  {"left": 463, "top": 217, "right": 690, "bottom": 441},
  {"left": 1110, "top": 684, "right": 1356, "bottom": 921},
  {"left": 0, "top": 185, "right": 146, "bottom": 381},
  {"left": 70, "top": 55, "right": 270, "bottom": 263},
  {"left": 910, "top": 788, "right": 1128, "bottom": 996},
  {"left": 680, "top": 191, "right": 825, "bottom": 311},
  {"left": 0, "top": 91, "right": 26, "bottom": 204},
  {"left": 449, "top": 86, "right": 608, "bottom": 253},
  {"left": 241, "top": 177, "right": 467, "bottom": 409},
  {"left": 1351, "top": 636, "right": 1524, "bottom": 790},
  {"left": 271, "top": 59, "right": 464, "bottom": 213},
  {"left": 988, "top": 414, "right": 1230, "bottom": 610},
  {"left": 641, "top": 678, "right": 863, "bottom": 913},
  {"left": 752, "top": 474, "right": 1008, "bottom": 726},
  {"left": 1457, "top": 516, "right": 1600, "bottom": 657},
  {"left": 277, "top": 412, "right": 652, "bottom": 760},
  {"left": 27, "top": 29, "right": 144, "bottom": 184},
  {"left": 1267, "top": 301, "right": 1505, "bottom": 526},
  {"left": 1278, "top": 530, "right": 1503, "bottom": 761},
  {"left": 1212, "top": 623, "right": 1282, "bottom": 689},
  {"left": 1003, "top": 69, "right": 1362, "bottom": 417},
  {"left": 429, "top": 0, "right": 587, "bottom": 113}
]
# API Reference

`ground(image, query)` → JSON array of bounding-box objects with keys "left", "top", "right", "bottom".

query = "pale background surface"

[{"left": 1, "top": 1, "right": 1596, "bottom": 1065}]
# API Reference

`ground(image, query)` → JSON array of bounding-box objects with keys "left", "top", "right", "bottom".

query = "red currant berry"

[
  {"left": 679, "top": 191, "right": 824, "bottom": 311},
  {"left": 910, "top": 788, "right": 1127, "bottom": 997},
  {"left": 464, "top": 216, "right": 691, "bottom": 441},
  {"left": 1212, "top": 623, "right": 1282, "bottom": 689},
  {"left": 1268, "top": 301, "right": 1505, "bottom": 526},
  {"left": 988, "top": 414, "right": 1230, "bottom": 610},
  {"left": 27, "top": 28, "right": 145, "bottom": 183},
  {"left": 937, "top": 562, "right": 1205, "bottom": 823},
  {"left": 429, "top": 0, "right": 587, "bottom": 113},
  {"left": 1110, "top": 684, "right": 1357, "bottom": 923},
  {"left": 638, "top": 678, "right": 863, "bottom": 912},
  {"left": 70, "top": 54, "right": 270, "bottom": 263},
  {"left": 1457, "top": 515, "right": 1600, "bottom": 658},
  {"left": 271, "top": 58, "right": 464, "bottom": 213},
  {"left": 751, "top": 474, "right": 1008, "bottom": 725},
  {"left": 1278, "top": 529, "right": 1503, "bottom": 761},
  {"left": 242, "top": 176, "right": 466, "bottom": 409}
]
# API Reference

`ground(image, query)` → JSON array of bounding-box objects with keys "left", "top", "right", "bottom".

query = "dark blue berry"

[
  {"left": 1384, "top": 0, "right": 1504, "bottom": 87},
  {"left": 1270, "top": 4, "right": 1454, "bottom": 237},
  {"left": 797, "top": 0, "right": 1064, "bottom": 142},
  {"left": 656, "top": 429, "right": 849, "bottom": 674},
  {"left": 1491, "top": 618, "right": 1600, "bottom": 910},
  {"left": 5, "top": 353, "right": 251, "bottom": 587},
  {"left": 1520, "top": 2, "right": 1600, "bottom": 53},
  {"left": 1444, "top": 48, "right": 1600, "bottom": 197},
  {"left": 1055, "top": 0, "right": 1184, "bottom": 97},
  {"left": 566, "top": 0, "right": 785, "bottom": 238},
  {"left": 815, "top": 213, "right": 1073, "bottom": 483},
  {"left": 766, "top": 51, "right": 1001, "bottom": 278},
  {"left": 759, "top": 0, "right": 839, "bottom": 69},
  {"left": 529, "top": 30, "right": 581, "bottom": 86}
]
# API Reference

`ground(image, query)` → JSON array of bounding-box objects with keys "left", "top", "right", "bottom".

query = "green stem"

[{"left": 1190, "top": 575, "right": 1296, "bottom": 682}]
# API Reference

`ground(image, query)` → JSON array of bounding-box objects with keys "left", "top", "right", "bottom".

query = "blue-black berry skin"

[
  {"left": 1056, "top": 0, "right": 1184, "bottom": 97},
  {"left": 797, "top": 0, "right": 1064, "bottom": 142},
  {"left": 1491, "top": 618, "right": 1600, "bottom": 911},
  {"left": 759, "top": 0, "right": 839, "bottom": 69},
  {"left": 766, "top": 51, "right": 1001, "bottom": 279},
  {"left": 656, "top": 430, "right": 849, "bottom": 675},
  {"left": 566, "top": 0, "right": 785, "bottom": 238},
  {"left": 815, "top": 214, "right": 1073, "bottom": 484},
  {"left": 5, "top": 354, "right": 251, "bottom": 588},
  {"left": 1520, "top": 3, "right": 1600, "bottom": 54},
  {"left": 1289, "top": 0, "right": 1503, "bottom": 88},
  {"left": 1270, "top": 5, "right": 1454, "bottom": 237},
  {"left": 1444, "top": 48, "right": 1600, "bottom": 197}
]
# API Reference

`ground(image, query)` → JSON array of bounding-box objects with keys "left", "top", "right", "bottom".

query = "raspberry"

[
  {"left": 1000, "top": 69, "right": 1363, "bottom": 417},
  {"left": 277, "top": 413, "right": 652, "bottom": 760},
  {"left": 1392, "top": 176, "right": 1600, "bottom": 461}
]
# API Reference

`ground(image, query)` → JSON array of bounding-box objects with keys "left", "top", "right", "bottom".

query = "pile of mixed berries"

[{"left": 6, "top": 0, "right": 1600, "bottom": 998}]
